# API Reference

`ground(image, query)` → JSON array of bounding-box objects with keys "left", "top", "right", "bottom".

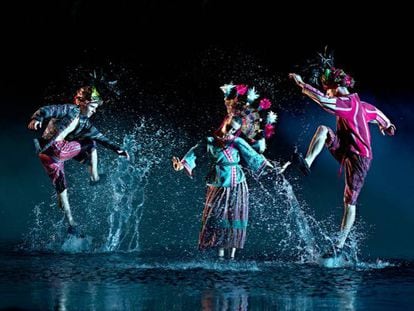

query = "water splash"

[
  {"left": 21, "top": 117, "right": 186, "bottom": 253},
  {"left": 251, "top": 164, "right": 373, "bottom": 265},
  {"left": 103, "top": 124, "right": 153, "bottom": 251},
  {"left": 258, "top": 167, "right": 381, "bottom": 267},
  {"left": 20, "top": 202, "right": 45, "bottom": 250},
  {"left": 61, "top": 235, "right": 93, "bottom": 253},
  {"left": 279, "top": 176, "right": 318, "bottom": 260},
  {"left": 19, "top": 199, "right": 70, "bottom": 252},
  {"left": 250, "top": 166, "right": 319, "bottom": 262},
  {"left": 89, "top": 118, "right": 184, "bottom": 252},
  {"left": 21, "top": 113, "right": 368, "bottom": 263}
]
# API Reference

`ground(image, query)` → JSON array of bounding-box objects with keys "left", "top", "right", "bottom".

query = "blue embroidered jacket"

[
  {"left": 31, "top": 104, "right": 121, "bottom": 153},
  {"left": 181, "top": 136, "right": 267, "bottom": 188}
]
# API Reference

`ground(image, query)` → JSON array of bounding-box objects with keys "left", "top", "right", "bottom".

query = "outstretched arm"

[
  {"left": 289, "top": 73, "right": 338, "bottom": 114},
  {"left": 28, "top": 104, "right": 78, "bottom": 130},
  {"left": 172, "top": 140, "right": 206, "bottom": 177},
  {"left": 116, "top": 149, "right": 130, "bottom": 160},
  {"left": 234, "top": 137, "right": 271, "bottom": 176},
  {"left": 363, "top": 101, "right": 396, "bottom": 136},
  {"left": 172, "top": 156, "right": 184, "bottom": 171},
  {"left": 28, "top": 119, "right": 42, "bottom": 130},
  {"left": 83, "top": 122, "right": 129, "bottom": 159}
]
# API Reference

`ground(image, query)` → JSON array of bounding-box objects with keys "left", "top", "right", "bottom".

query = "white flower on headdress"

[
  {"left": 220, "top": 83, "right": 235, "bottom": 97},
  {"left": 247, "top": 87, "right": 260, "bottom": 103},
  {"left": 266, "top": 111, "right": 278, "bottom": 124}
]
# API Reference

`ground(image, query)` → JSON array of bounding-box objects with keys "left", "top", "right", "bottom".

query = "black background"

[{"left": 2, "top": 1, "right": 414, "bottom": 114}]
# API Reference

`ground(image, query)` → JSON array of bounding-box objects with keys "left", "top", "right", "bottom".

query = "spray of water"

[
  {"left": 248, "top": 166, "right": 318, "bottom": 262},
  {"left": 102, "top": 120, "right": 171, "bottom": 251},
  {"left": 21, "top": 117, "right": 191, "bottom": 253},
  {"left": 249, "top": 163, "right": 369, "bottom": 265},
  {"left": 19, "top": 58, "right": 374, "bottom": 266}
]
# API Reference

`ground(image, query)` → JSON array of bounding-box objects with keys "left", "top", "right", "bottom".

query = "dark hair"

[
  {"left": 321, "top": 68, "right": 355, "bottom": 90},
  {"left": 74, "top": 86, "right": 93, "bottom": 105}
]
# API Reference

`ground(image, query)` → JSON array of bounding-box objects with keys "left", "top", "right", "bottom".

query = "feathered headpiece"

[
  {"left": 90, "top": 86, "right": 103, "bottom": 105},
  {"left": 321, "top": 67, "right": 355, "bottom": 90},
  {"left": 306, "top": 46, "right": 355, "bottom": 90}
]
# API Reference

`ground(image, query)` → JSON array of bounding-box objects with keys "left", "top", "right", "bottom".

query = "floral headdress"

[{"left": 220, "top": 83, "right": 278, "bottom": 151}]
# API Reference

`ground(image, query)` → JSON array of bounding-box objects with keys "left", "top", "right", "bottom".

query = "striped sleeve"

[
  {"left": 362, "top": 101, "right": 392, "bottom": 129},
  {"left": 302, "top": 84, "right": 340, "bottom": 115},
  {"left": 31, "top": 104, "right": 78, "bottom": 122},
  {"left": 82, "top": 121, "right": 121, "bottom": 152}
]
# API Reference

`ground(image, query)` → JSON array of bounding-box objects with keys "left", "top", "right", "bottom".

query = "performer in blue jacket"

[
  {"left": 172, "top": 116, "right": 274, "bottom": 259},
  {"left": 28, "top": 86, "right": 129, "bottom": 234}
]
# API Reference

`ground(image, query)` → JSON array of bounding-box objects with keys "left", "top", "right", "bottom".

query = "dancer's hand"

[
  {"left": 28, "top": 119, "right": 42, "bottom": 130},
  {"left": 172, "top": 156, "right": 184, "bottom": 171},
  {"left": 265, "top": 160, "right": 274, "bottom": 169},
  {"left": 278, "top": 161, "right": 291, "bottom": 174},
  {"left": 289, "top": 73, "right": 305, "bottom": 88},
  {"left": 117, "top": 150, "right": 130, "bottom": 160},
  {"left": 384, "top": 124, "right": 396, "bottom": 136}
]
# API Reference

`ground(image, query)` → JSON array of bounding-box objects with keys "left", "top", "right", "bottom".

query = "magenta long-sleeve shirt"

[{"left": 302, "top": 84, "right": 392, "bottom": 158}]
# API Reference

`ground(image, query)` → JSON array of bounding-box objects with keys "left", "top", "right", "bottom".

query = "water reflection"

[
  {"left": 201, "top": 287, "right": 248, "bottom": 311},
  {"left": 0, "top": 253, "right": 412, "bottom": 310},
  {"left": 48, "top": 273, "right": 359, "bottom": 311}
]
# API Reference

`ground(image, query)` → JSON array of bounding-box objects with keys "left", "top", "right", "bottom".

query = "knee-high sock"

[
  {"left": 58, "top": 189, "right": 75, "bottom": 226},
  {"left": 337, "top": 204, "right": 356, "bottom": 249},
  {"left": 305, "top": 125, "right": 329, "bottom": 167}
]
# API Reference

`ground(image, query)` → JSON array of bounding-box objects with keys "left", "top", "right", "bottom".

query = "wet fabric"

[
  {"left": 199, "top": 181, "right": 249, "bottom": 249},
  {"left": 326, "top": 128, "right": 372, "bottom": 205},
  {"left": 39, "top": 139, "right": 96, "bottom": 193}
]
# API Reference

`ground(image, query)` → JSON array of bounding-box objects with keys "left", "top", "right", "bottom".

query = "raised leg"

[{"left": 304, "top": 125, "right": 329, "bottom": 168}]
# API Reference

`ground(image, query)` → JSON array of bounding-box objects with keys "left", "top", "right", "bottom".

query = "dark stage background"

[{"left": 1, "top": 1, "right": 414, "bottom": 259}]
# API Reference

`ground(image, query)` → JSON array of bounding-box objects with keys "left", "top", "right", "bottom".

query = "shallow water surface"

[{"left": 1, "top": 251, "right": 413, "bottom": 310}]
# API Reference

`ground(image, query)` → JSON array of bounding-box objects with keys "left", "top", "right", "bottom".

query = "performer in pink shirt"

[{"left": 289, "top": 67, "right": 396, "bottom": 256}]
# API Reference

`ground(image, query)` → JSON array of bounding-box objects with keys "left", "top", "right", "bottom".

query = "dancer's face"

[
  {"left": 224, "top": 98, "right": 236, "bottom": 114},
  {"left": 222, "top": 118, "right": 241, "bottom": 137},
  {"left": 74, "top": 95, "right": 83, "bottom": 106},
  {"left": 74, "top": 88, "right": 90, "bottom": 106},
  {"left": 326, "top": 88, "right": 337, "bottom": 98},
  {"left": 82, "top": 102, "right": 99, "bottom": 118}
]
